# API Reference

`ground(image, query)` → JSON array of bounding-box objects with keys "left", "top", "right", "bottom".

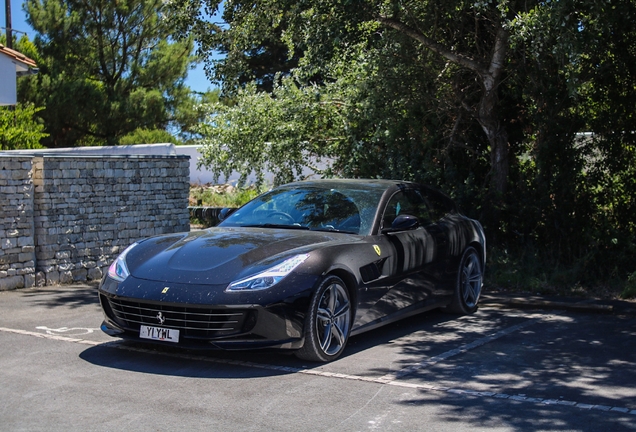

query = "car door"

[
  {"left": 360, "top": 188, "right": 445, "bottom": 320},
  {"left": 419, "top": 186, "right": 465, "bottom": 296}
]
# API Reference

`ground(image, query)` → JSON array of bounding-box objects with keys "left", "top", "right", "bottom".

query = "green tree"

[
  {"left": 169, "top": 0, "right": 301, "bottom": 93},
  {"left": 173, "top": 88, "right": 222, "bottom": 143},
  {"left": 22, "top": 0, "right": 198, "bottom": 147},
  {"left": 120, "top": 88, "right": 223, "bottom": 145},
  {"left": 119, "top": 128, "right": 178, "bottom": 145},
  {"left": 0, "top": 103, "right": 47, "bottom": 150},
  {"left": 196, "top": 77, "right": 347, "bottom": 185}
]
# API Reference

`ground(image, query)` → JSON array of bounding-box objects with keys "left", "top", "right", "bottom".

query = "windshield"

[{"left": 219, "top": 186, "right": 383, "bottom": 235}]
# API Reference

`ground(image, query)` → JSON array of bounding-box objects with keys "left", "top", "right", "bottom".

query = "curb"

[{"left": 480, "top": 295, "right": 617, "bottom": 314}]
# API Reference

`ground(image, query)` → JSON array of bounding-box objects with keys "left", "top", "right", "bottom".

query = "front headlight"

[
  {"left": 107, "top": 242, "right": 138, "bottom": 282},
  {"left": 226, "top": 254, "right": 310, "bottom": 292}
]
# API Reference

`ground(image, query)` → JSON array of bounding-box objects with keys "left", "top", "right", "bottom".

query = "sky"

[{"left": 1, "top": 0, "right": 216, "bottom": 93}]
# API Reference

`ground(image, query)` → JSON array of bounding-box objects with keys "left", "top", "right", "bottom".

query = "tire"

[
  {"left": 445, "top": 246, "right": 483, "bottom": 314},
  {"left": 295, "top": 275, "right": 352, "bottom": 362}
]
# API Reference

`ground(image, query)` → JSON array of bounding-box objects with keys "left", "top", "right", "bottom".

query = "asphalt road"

[{"left": 1, "top": 285, "right": 635, "bottom": 431}]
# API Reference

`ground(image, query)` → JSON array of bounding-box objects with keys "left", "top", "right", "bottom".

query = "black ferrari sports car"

[{"left": 98, "top": 179, "right": 486, "bottom": 362}]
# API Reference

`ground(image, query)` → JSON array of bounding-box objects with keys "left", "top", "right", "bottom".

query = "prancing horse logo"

[{"left": 156, "top": 312, "right": 166, "bottom": 325}]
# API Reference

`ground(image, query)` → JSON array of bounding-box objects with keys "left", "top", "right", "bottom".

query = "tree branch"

[
  {"left": 377, "top": 15, "right": 489, "bottom": 76},
  {"left": 488, "top": 26, "right": 509, "bottom": 82}
]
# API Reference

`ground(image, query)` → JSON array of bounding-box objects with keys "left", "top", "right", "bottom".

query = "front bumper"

[
  {"left": 99, "top": 319, "right": 305, "bottom": 350},
  {"left": 98, "top": 274, "right": 319, "bottom": 350}
]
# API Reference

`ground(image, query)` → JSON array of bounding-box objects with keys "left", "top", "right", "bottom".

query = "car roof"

[{"left": 280, "top": 178, "right": 416, "bottom": 191}]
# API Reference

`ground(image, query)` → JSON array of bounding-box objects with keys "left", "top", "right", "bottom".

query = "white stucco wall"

[
  {"left": 177, "top": 145, "right": 332, "bottom": 185},
  {"left": 0, "top": 54, "right": 18, "bottom": 106},
  {"left": 177, "top": 145, "right": 278, "bottom": 185}
]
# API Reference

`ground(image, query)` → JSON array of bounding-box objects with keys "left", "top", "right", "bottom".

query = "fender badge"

[
  {"left": 373, "top": 245, "right": 381, "bottom": 256},
  {"left": 161, "top": 287, "right": 170, "bottom": 294}
]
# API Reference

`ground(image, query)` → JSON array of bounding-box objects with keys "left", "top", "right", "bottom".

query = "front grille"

[{"left": 105, "top": 297, "right": 250, "bottom": 339}]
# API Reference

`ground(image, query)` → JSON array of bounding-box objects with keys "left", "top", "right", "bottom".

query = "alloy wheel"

[{"left": 315, "top": 282, "right": 351, "bottom": 356}]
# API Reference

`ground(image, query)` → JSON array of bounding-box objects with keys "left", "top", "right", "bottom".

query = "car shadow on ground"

[{"left": 79, "top": 342, "right": 296, "bottom": 379}]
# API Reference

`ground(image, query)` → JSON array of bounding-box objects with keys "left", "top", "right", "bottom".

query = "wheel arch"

[
  {"left": 326, "top": 268, "right": 358, "bottom": 318},
  {"left": 469, "top": 240, "right": 486, "bottom": 269}
]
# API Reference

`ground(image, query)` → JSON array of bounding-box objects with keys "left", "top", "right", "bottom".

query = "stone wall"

[
  {"left": 0, "top": 154, "right": 190, "bottom": 289},
  {"left": 0, "top": 156, "right": 36, "bottom": 290}
]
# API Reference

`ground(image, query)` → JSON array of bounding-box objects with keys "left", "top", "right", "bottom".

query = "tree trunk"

[
  {"left": 479, "top": 74, "right": 509, "bottom": 198},
  {"left": 477, "top": 82, "right": 509, "bottom": 232},
  {"left": 478, "top": 27, "right": 509, "bottom": 202}
]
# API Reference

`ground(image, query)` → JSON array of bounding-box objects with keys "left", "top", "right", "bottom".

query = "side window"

[
  {"left": 407, "top": 189, "right": 433, "bottom": 225},
  {"left": 382, "top": 192, "right": 405, "bottom": 229},
  {"left": 381, "top": 189, "right": 432, "bottom": 229}
]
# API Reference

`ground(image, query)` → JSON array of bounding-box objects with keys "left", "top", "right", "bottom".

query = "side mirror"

[
  {"left": 218, "top": 207, "right": 237, "bottom": 222},
  {"left": 382, "top": 214, "right": 419, "bottom": 233}
]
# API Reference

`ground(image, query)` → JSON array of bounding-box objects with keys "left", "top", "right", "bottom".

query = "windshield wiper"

[
  {"left": 243, "top": 223, "right": 310, "bottom": 230},
  {"left": 311, "top": 227, "right": 357, "bottom": 234}
]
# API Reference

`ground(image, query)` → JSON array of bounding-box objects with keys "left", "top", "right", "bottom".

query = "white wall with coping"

[{"left": 11, "top": 143, "right": 331, "bottom": 185}]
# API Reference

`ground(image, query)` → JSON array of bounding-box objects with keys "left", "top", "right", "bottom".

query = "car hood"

[{"left": 125, "top": 227, "right": 351, "bottom": 285}]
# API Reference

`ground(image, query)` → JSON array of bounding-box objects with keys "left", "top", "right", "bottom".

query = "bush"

[
  {"left": 0, "top": 103, "right": 47, "bottom": 150},
  {"left": 622, "top": 272, "right": 636, "bottom": 300},
  {"left": 119, "top": 128, "right": 178, "bottom": 145},
  {"left": 189, "top": 184, "right": 263, "bottom": 208},
  {"left": 486, "top": 245, "right": 627, "bottom": 299}
]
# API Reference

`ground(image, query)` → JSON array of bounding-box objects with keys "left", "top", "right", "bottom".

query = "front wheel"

[
  {"left": 296, "top": 275, "right": 352, "bottom": 362},
  {"left": 445, "top": 246, "right": 483, "bottom": 314}
]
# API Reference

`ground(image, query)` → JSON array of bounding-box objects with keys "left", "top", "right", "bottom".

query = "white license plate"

[{"left": 139, "top": 325, "right": 180, "bottom": 343}]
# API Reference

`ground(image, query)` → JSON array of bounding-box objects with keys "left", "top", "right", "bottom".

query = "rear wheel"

[
  {"left": 445, "top": 246, "right": 483, "bottom": 314},
  {"left": 296, "top": 275, "right": 352, "bottom": 362}
]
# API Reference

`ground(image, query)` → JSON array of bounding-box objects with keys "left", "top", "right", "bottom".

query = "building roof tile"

[{"left": 0, "top": 44, "right": 37, "bottom": 68}]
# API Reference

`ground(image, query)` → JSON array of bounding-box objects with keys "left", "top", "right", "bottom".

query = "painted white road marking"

[
  {"left": 36, "top": 326, "right": 100, "bottom": 336},
  {"left": 0, "top": 326, "right": 102, "bottom": 345}
]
